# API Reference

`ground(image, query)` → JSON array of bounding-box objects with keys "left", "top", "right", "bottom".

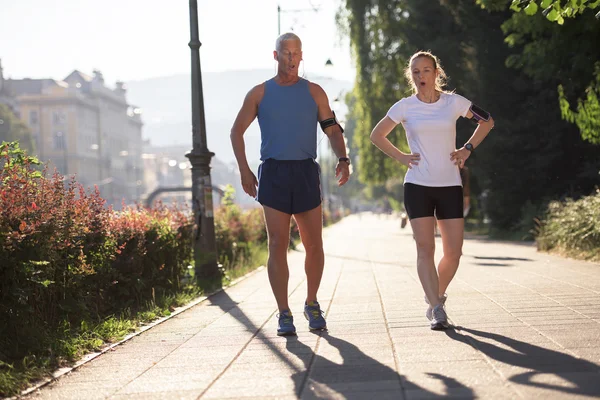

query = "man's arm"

[
  {"left": 230, "top": 84, "right": 263, "bottom": 197},
  {"left": 308, "top": 83, "right": 350, "bottom": 186}
]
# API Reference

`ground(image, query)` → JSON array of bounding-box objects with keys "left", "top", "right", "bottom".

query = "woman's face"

[{"left": 411, "top": 56, "right": 437, "bottom": 91}]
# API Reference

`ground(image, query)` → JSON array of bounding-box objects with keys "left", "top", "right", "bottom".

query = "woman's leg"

[
  {"left": 436, "top": 218, "right": 464, "bottom": 296},
  {"left": 410, "top": 216, "right": 440, "bottom": 307}
]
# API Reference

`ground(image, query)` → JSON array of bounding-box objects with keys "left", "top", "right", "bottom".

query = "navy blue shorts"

[
  {"left": 257, "top": 158, "right": 322, "bottom": 215},
  {"left": 404, "top": 183, "right": 463, "bottom": 220}
]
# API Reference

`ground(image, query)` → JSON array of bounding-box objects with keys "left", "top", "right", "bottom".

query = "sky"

[{"left": 0, "top": 0, "right": 356, "bottom": 86}]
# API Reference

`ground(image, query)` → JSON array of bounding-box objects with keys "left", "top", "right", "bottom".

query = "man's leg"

[
  {"left": 263, "top": 205, "right": 292, "bottom": 312},
  {"left": 436, "top": 218, "right": 464, "bottom": 297},
  {"left": 293, "top": 205, "right": 324, "bottom": 303}
]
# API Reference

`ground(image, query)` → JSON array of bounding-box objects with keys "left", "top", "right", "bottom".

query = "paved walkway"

[{"left": 26, "top": 213, "right": 600, "bottom": 399}]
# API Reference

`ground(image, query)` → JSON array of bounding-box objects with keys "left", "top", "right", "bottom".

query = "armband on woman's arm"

[
  {"left": 469, "top": 104, "right": 491, "bottom": 122},
  {"left": 319, "top": 111, "right": 344, "bottom": 133}
]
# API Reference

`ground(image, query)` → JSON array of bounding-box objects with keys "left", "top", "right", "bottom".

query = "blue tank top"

[{"left": 257, "top": 78, "right": 318, "bottom": 160}]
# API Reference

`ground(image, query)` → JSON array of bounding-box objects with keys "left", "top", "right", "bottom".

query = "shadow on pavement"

[
  {"left": 475, "top": 263, "right": 512, "bottom": 267},
  {"left": 208, "top": 291, "right": 473, "bottom": 398},
  {"left": 286, "top": 332, "right": 474, "bottom": 399},
  {"left": 446, "top": 327, "right": 600, "bottom": 397},
  {"left": 473, "top": 256, "right": 533, "bottom": 262}
]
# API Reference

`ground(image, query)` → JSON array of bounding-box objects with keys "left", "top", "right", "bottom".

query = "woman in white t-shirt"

[{"left": 370, "top": 51, "right": 495, "bottom": 330}]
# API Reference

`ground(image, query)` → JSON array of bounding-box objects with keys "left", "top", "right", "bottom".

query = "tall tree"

[{"left": 340, "top": 0, "right": 600, "bottom": 232}]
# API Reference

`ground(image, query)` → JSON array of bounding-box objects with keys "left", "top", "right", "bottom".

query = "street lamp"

[{"left": 186, "top": 0, "right": 220, "bottom": 289}]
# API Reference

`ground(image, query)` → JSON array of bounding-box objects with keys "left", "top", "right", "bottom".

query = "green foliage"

[
  {"left": 478, "top": 0, "right": 600, "bottom": 23},
  {"left": 340, "top": 0, "right": 600, "bottom": 234},
  {"left": 559, "top": 64, "right": 600, "bottom": 145},
  {"left": 536, "top": 189, "right": 600, "bottom": 261},
  {"left": 215, "top": 190, "right": 268, "bottom": 279}
]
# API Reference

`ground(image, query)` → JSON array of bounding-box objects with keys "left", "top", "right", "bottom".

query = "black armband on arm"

[
  {"left": 319, "top": 111, "right": 344, "bottom": 133},
  {"left": 469, "top": 104, "right": 491, "bottom": 122}
]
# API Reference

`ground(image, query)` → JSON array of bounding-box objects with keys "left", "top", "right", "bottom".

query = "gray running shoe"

[
  {"left": 425, "top": 293, "right": 447, "bottom": 321},
  {"left": 430, "top": 304, "right": 450, "bottom": 330}
]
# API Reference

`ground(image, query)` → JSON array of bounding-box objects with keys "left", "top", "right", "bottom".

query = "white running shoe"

[
  {"left": 430, "top": 304, "right": 450, "bottom": 330},
  {"left": 425, "top": 293, "right": 447, "bottom": 321}
]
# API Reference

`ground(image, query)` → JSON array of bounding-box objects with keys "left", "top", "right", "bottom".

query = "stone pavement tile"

[
  {"left": 57, "top": 366, "right": 147, "bottom": 384},
  {"left": 543, "top": 338, "right": 600, "bottom": 349},
  {"left": 388, "top": 326, "right": 443, "bottom": 337},
  {"left": 400, "top": 363, "right": 507, "bottom": 392},
  {"left": 404, "top": 385, "right": 517, "bottom": 400},
  {"left": 308, "top": 363, "right": 400, "bottom": 384},
  {"left": 127, "top": 332, "right": 195, "bottom": 344},
  {"left": 567, "top": 347, "right": 600, "bottom": 363},
  {"left": 179, "top": 334, "right": 254, "bottom": 348},
  {"left": 114, "top": 377, "right": 211, "bottom": 395},
  {"left": 84, "top": 353, "right": 164, "bottom": 370},
  {"left": 452, "top": 321, "right": 529, "bottom": 329},
  {"left": 132, "top": 366, "right": 223, "bottom": 383},
  {"left": 108, "top": 390, "right": 203, "bottom": 400},
  {"left": 152, "top": 353, "right": 234, "bottom": 368},
  {"left": 492, "top": 361, "right": 599, "bottom": 378},
  {"left": 235, "top": 352, "right": 313, "bottom": 365},
  {"left": 28, "top": 387, "right": 117, "bottom": 400},
  {"left": 210, "top": 397, "right": 298, "bottom": 400},
  {"left": 320, "top": 333, "right": 390, "bottom": 345},
  {"left": 395, "top": 348, "right": 482, "bottom": 364},
  {"left": 222, "top": 365, "right": 304, "bottom": 379},
  {"left": 202, "top": 377, "right": 300, "bottom": 398},
  {"left": 302, "top": 387, "right": 402, "bottom": 400},
  {"left": 506, "top": 372, "right": 600, "bottom": 400},
  {"left": 303, "top": 378, "right": 401, "bottom": 396},
  {"left": 312, "top": 351, "right": 396, "bottom": 368},
  {"left": 102, "top": 342, "right": 181, "bottom": 356}
]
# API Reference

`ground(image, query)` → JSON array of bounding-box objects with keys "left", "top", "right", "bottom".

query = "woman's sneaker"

[
  {"left": 304, "top": 301, "right": 327, "bottom": 331},
  {"left": 277, "top": 310, "right": 296, "bottom": 336},
  {"left": 425, "top": 293, "right": 448, "bottom": 321},
  {"left": 430, "top": 304, "right": 450, "bottom": 330}
]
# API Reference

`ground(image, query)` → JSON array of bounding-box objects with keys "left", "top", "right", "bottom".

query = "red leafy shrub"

[
  {"left": 214, "top": 202, "right": 267, "bottom": 270},
  {"left": 0, "top": 142, "right": 193, "bottom": 361}
]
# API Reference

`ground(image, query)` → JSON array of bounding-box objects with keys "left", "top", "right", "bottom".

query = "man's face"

[{"left": 274, "top": 40, "right": 302, "bottom": 74}]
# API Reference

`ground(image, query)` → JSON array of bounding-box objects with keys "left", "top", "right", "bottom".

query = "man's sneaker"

[
  {"left": 277, "top": 310, "right": 296, "bottom": 336},
  {"left": 425, "top": 293, "right": 448, "bottom": 321},
  {"left": 430, "top": 304, "right": 450, "bottom": 330},
  {"left": 304, "top": 301, "right": 327, "bottom": 331}
]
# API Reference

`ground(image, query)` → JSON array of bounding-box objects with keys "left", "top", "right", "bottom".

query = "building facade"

[{"left": 2, "top": 65, "right": 144, "bottom": 207}]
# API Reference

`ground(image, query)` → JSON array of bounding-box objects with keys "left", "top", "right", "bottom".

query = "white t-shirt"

[{"left": 386, "top": 92, "right": 471, "bottom": 187}]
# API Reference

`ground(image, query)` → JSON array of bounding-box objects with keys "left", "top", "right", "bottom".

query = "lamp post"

[{"left": 186, "top": 0, "right": 219, "bottom": 288}]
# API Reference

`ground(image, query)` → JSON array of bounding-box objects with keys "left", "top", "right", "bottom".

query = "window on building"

[
  {"left": 29, "top": 110, "right": 38, "bottom": 125},
  {"left": 53, "top": 131, "right": 66, "bottom": 150},
  {"left": 53, "top": 111, "right": 66, "bottom": 126}
]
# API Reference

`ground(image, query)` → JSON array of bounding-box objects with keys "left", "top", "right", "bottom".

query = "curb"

[{"left": 16, "top": 265, "right": 266, "bottom": 399}]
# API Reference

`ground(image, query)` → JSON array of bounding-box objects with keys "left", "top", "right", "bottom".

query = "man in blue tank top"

[{"left": 230, "top": 33, "right": 350, "bottom": 336}]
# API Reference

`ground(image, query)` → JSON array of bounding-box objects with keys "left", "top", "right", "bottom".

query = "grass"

[{"left": 0, "top": 287, "right": 205, "bottom": 397}]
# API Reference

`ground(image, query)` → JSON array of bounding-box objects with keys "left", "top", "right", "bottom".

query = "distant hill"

[{"left": 125, "top": 69, "right": 354, "bottom": 165}]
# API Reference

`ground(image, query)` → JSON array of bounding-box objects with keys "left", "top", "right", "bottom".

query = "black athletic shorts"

[
  {"left": 257, "top": 158, "right": 322, "bottom": 215},
  {"left": 404, "top": 183, "right": 463, "bottom": 220}
]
